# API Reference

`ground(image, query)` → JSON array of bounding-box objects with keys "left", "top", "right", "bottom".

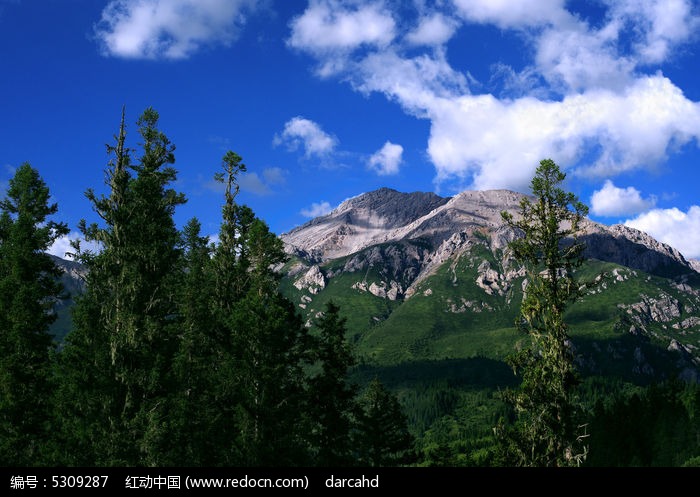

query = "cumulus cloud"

[
  {"left": 368, "top": 141, "right": 403, "bottom": 176},
  {"left": 300, "top": 201, "right": 332, "bottom": 218},
  {"left": 288, "top": 0, "right": 395, "bottom": 54},
  {"left": 405, "top": 13, "right": 458, "bottom": 46},
  {"left": 625, "top": 206, "right": 700, "bottom": 259},
  {"left": 275, "top": 117, "right": 338, "bottom": 158},
  {"left": 610, "top": 0, "right": 699, "bottom": 64},
  {"left": 289, "top": 0, "right": 700, "bottom": 192},
  {"left": 424, "top": 75, "right": 700, "bottom": 190},
  {"left": 95, "top": 0, "right": 258, "bottom": 59},
  {"left": 590, "top": 180, "right": 656, "bottom": 216},
  {"left": 453, "top": 0, "right": 569, "bottom": 29},
  {"left": 534, "top": 21, "right": 636, "bottom": 93}
]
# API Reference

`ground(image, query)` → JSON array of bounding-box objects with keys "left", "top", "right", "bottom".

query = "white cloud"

[
  {"left": 590, "top": 180, "right": 656, "bottom": 217},
  {"left": 609, "top": 0, "right": 699, "bottom": 64},
  {"left": 625, "top": 206, "right": 700, "bottom": 259},
  {"left": 453, "top": 0, "right": 569, "bottom": 29},
  {"left": 405, "top": 13, "right": 458, "bottom": 46},
  {"left": 95, "top": 0, "right": 258, "bottom": 59},
  {"left": 288, "top": 0, "right": 395, "bottom": 56},
  {"left": 275, "top": 117, "right": 338, "bottom": 158},
  {"left": 454, "top": 0, "right": 699, "bottom": 91},
  {"left": 300, "top": 201, "right": 332, "bottom": 218},
  {"left": 353, "top": 55, "right": 700, "bottom": 192},
  {"left": 354, "top": 49, "right": 468, "bottom": 115},
  {"left": 368, "top": 141, "right": 403, "bottom": 176},
  {"left": 47, "top": 232, "right": 102, "bottom": 260},
  {"left": 426, "top": 75, "right": 700, "bottom": 190},
  {"left": 530, "top": 0, "right": 699, "bottom": 94},
  {"left": 289, "top": 1, "right": 700, "bottom": 192},
  {"left": 534, "top": 21, "right": 636, "bottom": 93}
]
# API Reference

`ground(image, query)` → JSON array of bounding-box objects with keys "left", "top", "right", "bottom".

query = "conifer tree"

[
  {"left": 496, "top": 158, "right": 589, "bottom": 467},
  {"left": 356, "top": 378, "right": 414, "bottom": 467},
  {"left": 167, "top": 217, "right": 222, "bottom": 466},
  {"left": 309, "top": 301, "right": 358, "bottom": 466},
  {"left": 0, "top": 163, "right": 68, "bottom": 465},
  {"left": 56, "top": 107, "right": 185, "bottom": 465},
  {"left": 212, "top": 151, "right": 311, "bottom": 466}
]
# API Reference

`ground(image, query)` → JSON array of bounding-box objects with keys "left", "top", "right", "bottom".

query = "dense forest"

[{"left": 1, "top": 108, "right": 699, "bottom": 467}]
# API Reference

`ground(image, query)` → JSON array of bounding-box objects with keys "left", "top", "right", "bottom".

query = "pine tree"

[
  {"left": 309, "top": 301, "right": 358, "bottom": 466},
  {"left": 166, "top": 217, "right": 222, "bottom": 466},
  {"left": 212, "top": 151, "right": 311, "bottom": 466},
  {"left": 0, "top": 163, "right": 68, "bottom": 465},
  {"left": 356, "top": 378, "right": 414, "bottom": 467},
  {"left": 56, "top": 107, "right": 185, "bottom": 465},
  {"left": 495, "top": 158, "right": 589, "bottom": 467}
]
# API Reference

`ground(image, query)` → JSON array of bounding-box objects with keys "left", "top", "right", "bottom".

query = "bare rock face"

[
  {"left": 691, "top": 259, "right": 700, "bottom": 274},
  {"left": 490, "top": 224, "right": 522, "bottom": 252},
  {"left": 50, "top": 255, "right": 88, "bottom": 298},
  {"left": 673, "top": 317, "right": 700, "bottom": 330},
  {"left": 475, "top": 260, "right": 506, "bottom": 296},
  {"left": 282, "top": 188, "right": 449, "bottom": 260},
  {"left": 581, "top": 223, "right": 694, "bottom": 278},
  {"left": 293, "top": 265, "right": 326, "bottom": 294},
  {"left": 353, "top": 280, "right": 403, "bottom": 300},
  {"left": 283, "top": 187, "right": 697, "bottom": 284},
  {"left": 621, "top": 293, "right": 682, "bottom": 325}
]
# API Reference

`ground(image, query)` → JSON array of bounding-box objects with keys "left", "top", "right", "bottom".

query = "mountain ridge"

[
  {"left": 282, "top": 187, "right": 698, "bottom": 278},
  {"left": 279, "top": 186, "right": 700, "bottom": 381}
]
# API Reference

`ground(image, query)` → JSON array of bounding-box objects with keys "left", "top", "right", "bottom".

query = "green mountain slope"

[{"left": 279, "top": 187, "right": 700, "bottom": 464}]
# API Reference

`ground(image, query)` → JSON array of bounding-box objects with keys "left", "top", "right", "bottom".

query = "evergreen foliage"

[
  {"left": 308, "top": 301, "right": 358, "bottom": 466},
  {"left": 210, "top": 150, "right": 311, "bottom": 466},
  {"left": 0, "top": 164, "right": 68, "bottom": 465},
  {"left": 496, "top": 159, "right": 590, "bottom": 467},
  {"left": 166, "top": 217, "right": 220, "bottom": 465},
  {"left": 55, "top": 107, "right": 186, "bottom": 465},
  {"left": 356, "top": 378, "right": 414, "bottom": 466}
]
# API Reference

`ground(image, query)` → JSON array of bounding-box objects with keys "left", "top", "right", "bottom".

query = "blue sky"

[{"left": 1, "top": 0, "right": 700, "bottom": 260}]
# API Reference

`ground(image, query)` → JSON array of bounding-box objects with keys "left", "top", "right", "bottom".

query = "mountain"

[{"left": 280, "top": 187, "right": 700, "bottom": 382}]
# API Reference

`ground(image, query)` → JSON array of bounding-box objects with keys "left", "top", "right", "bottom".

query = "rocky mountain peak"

[
  {"left": 326, "top": 187, "right": 449, "bottom": 230},
  {"left": 282, "top": 188, "right": 451, "bottom": 260},
  {"left": 282, "top": 186, "right": 698, "bottom": 279}
]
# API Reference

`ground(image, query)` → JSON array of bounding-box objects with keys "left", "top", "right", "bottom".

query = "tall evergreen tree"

[
  {"left": 166, "top": 217, "right": 222, "bottom": 466},
  {"left": 56, "top": 107, "right": 185, "bottom": 465},
  {"left": 0, "top": 164, "right": 68, "bottom": 465},
  {"left": 496, "top": 158, "right": 589, "bottom": 467},
  {"left": 355, "top": 378, "right": 414, "bottom": 467},
  {"left": 309, "top": 301, "right": 358, "bottom": 466},
  {"left": 213, "top": 151, "right": 311, "bottom": 466}
]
